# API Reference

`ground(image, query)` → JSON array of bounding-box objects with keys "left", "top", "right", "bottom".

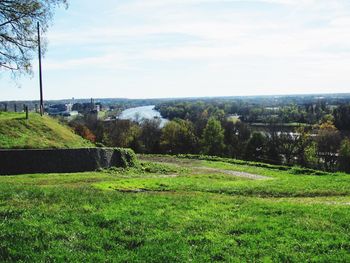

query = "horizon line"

[{"left": 2, "top": 91, "right": 350, "bottom": 103}]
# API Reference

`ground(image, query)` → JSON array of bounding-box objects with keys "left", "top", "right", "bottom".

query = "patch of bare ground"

[
  {"left": 263, "top": 196, "right": 350, "bottom": 205},
  {"left": 114, "top": 188, "right": 173, "bottom": 193},
  {"left": 138, "top": 155, "right": 202, "bottom": 166},
  {"left": 156, "top": 174, "right": 180, "bottom": 178},
  {"left": 139, "top": 155, "right": 270, "bottom": 180},
  {"left": 324, "top": 202, "right": 350, "bottom": 206},
  {"left": 192, "top": 167, "right": 270, "bottom": 180}
]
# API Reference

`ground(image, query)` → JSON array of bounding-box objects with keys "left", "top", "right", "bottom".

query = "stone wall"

[{"left": 0, "top": 148, "right": 136, "bottom": 175}]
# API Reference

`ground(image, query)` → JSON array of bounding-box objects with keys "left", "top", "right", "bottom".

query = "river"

[{"left": 118, "top": 105, "right": 168, "bottom": 127}]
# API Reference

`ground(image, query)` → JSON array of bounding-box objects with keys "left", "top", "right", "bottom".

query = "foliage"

[
  {"left": 333, "top": 104, "right": 350, "bottom": 130},
  {"left": 113, "top": 147, "right": 138, "bottom": 168},
  {"left": 201, "top": 117, "right": 225, "bottom": 156},
  {"left": 0, "top": 0, "right": 67, "bottom": 75},
  {"left": 304, "top": 142, "right": 319, "bottom": 170},
  {"left": 161, "top": 119, "right": 198, "bottom": 154},
  {"left": 278, "top": 132, "right": 299, "bottom": 165},
  {"left": 156, "top": 99, "right": 332, "bottom": 126},
  {"left": 264, "top": 123, "right": 282, "bottom": 164},
  {"left": 73, "top": 124, "right": 96, "bottom": 143},
  {"left": 104, "top": 120, "right": 140, "bottom": 148},
  {"left": 316, "top": 121, "right": 341, "bottom": 171},
  {"left": 66, "top": 97, "right": 350, "bottom": 173},
  {"left": 138, "top": 119, "right": 161, "bottom": 153},
  {"left": 222, "top": 120, "right": 250, "bottom": 158},
  {"left": 294, "top": 127, "right": 312, "bottom": 167},
  {"left": 244, "top": 132, "right": 266, "bottom": 162},
  {"left": 339, "top": 138, "right": 350, "bottom": 173}
]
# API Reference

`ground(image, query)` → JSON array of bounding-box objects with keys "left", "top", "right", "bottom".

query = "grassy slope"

[
  {"left": 0, "top": 157, "right": 349, "bottom": 262},
  {"left": 0, "top": 112, "right": 93, "bottom": 149}
]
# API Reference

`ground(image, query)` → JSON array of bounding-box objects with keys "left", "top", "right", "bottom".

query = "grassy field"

[
  {"left": 0, "top": 112, "right": 93, "bottom": 149},
  {"left": 0, "top": 156, "right": 349, "bottom": 262}
]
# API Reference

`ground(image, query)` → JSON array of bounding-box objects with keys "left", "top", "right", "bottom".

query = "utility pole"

[{"left": 37, "top": 22, "right": 44, "bottom": 116}]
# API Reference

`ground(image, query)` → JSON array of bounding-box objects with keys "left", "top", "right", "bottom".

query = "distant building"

[
  {"left": 72, "top": 102, "right": 101, "bottom": 114},
  {"left": 47, "top": 103, "right": 76, "bottom": 117}
]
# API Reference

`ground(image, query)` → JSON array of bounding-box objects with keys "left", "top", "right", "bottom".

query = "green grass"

[
  {"left": 0, "top": 157, "right": 349, "bottom": 262},
  {"left": 0, "top": 112, "right": 93, "bottom": 149}
]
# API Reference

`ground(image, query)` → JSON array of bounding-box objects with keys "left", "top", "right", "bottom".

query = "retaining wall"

[{"left": 0, "top": 148, "right": 136, "bottom": 175}]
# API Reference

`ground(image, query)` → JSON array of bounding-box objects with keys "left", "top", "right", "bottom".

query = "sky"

[{"left": 2, "top": 0, "right": 350, "bottom": 100}]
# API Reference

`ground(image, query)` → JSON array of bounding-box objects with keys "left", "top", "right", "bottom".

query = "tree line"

[{"left": 69, "top": 101, "right": 350, "bottom": 173}]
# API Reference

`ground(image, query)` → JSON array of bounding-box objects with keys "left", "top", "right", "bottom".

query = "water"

[{"left": 118, "top": 105, "right": 168, "bottom": 127}]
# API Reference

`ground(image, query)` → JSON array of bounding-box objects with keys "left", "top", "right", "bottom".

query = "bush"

[
  {"left": 290, "top": 167, "right": 329, "bottom": 176},
  {"left": 339, "top": 139, "right": 350, "bottom": 173},
  {"left": 73, "top": 124, "right": 96, "bottom": 143},
  {"left": 112, "top": 148, "right": 137, "bottom": 168}
]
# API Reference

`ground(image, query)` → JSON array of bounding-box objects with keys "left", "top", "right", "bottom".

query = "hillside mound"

[{"left": 0, "top": 112, "right": 93, "bottom": 149}]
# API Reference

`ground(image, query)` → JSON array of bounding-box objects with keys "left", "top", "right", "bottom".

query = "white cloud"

[
  {"left": 44, "top": 53, "right": 131, "bottom": 70},
  {"left": 5, "top": 0, "right": 350, "bottom": 100}
]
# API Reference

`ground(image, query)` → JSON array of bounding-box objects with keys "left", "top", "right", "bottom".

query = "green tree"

[
  {"left": 0, "top": 0, "right": 67, "bottom": 74},
  {"left": 294, "top": 127, "right": 312, "bottom": 166},
  {"left": 201, "top": 117, "right": 225, "bottom": 156},
  {"left": 304, "top": 141, "right": 319, "bottom": 169},
  {"left": 245, "top": 132, "right": 266, "bottom": 161},
  {"left": 104, "top": 120, "right": 139, "bottom": 148},
  {"left": 161, "top": 119, "right": 198, "bottom": 154},
  {"left": 278, "top": 132, "right": 298, "bottom": 165},
  {"left": 265, "top": 122, "right": 282, "bottom": 164},
  {"left": 333, "top": 104, "right": 350, "bottom": 130},
  {"left": 316, "top": 121, "right": 341, "bottom": 171},
  {"left": 222, "top": 120, "right": 251, "bottom": 159},
  {"left": 338, "top": 138, "right": 350, "bottom": 173},
  {"left": 139, "top": 119, "right": 161, "bottom": 153},
  {"left": 223, "top": 120, "right": 239, "bottom": 158}
]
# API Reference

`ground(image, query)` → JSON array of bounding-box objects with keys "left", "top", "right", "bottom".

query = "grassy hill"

[
  {"left": 0, "top": 155, "right": 349, "bottom": 261},
  {"left": 0, "top": 112, "right": 93, "bottom": 149}
]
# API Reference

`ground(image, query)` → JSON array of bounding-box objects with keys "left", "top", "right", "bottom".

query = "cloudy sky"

[{"left": 2, "top": 0, "right": 350, "bottom": 100}]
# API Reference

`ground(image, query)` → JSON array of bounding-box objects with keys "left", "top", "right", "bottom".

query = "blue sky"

[{"left": 2, "top": 0, "right": 350, "bottom": 100}]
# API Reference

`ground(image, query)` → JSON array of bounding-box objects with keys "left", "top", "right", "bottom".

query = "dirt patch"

[
  {"left": 114, "top": 188, "right": 172, "bottom": 193},
  {"left": 193, "top": 167, "right": 270, "bottom": 180},
  {"left": 138, "top": 155, "right": 202, "bottom": 167},
  {"left": 156, "top": 174, "right": 180, "bottom": 178},
  {"left": 324, "top": 201, "right": 350, "bottom": 206},
  {"left": 139, "top": 155, "right": 270, "bottom": 180}
]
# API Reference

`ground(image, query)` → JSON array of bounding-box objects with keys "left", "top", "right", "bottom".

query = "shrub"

[
  {"left": 112, "top": 148, "right": 137, "bottom": 168},
  {"left": 339, "top": 138, "right": 350, "bottom": 173},
  {"left": 74, "top": 124, "right": 96, "bottom": 143}
]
